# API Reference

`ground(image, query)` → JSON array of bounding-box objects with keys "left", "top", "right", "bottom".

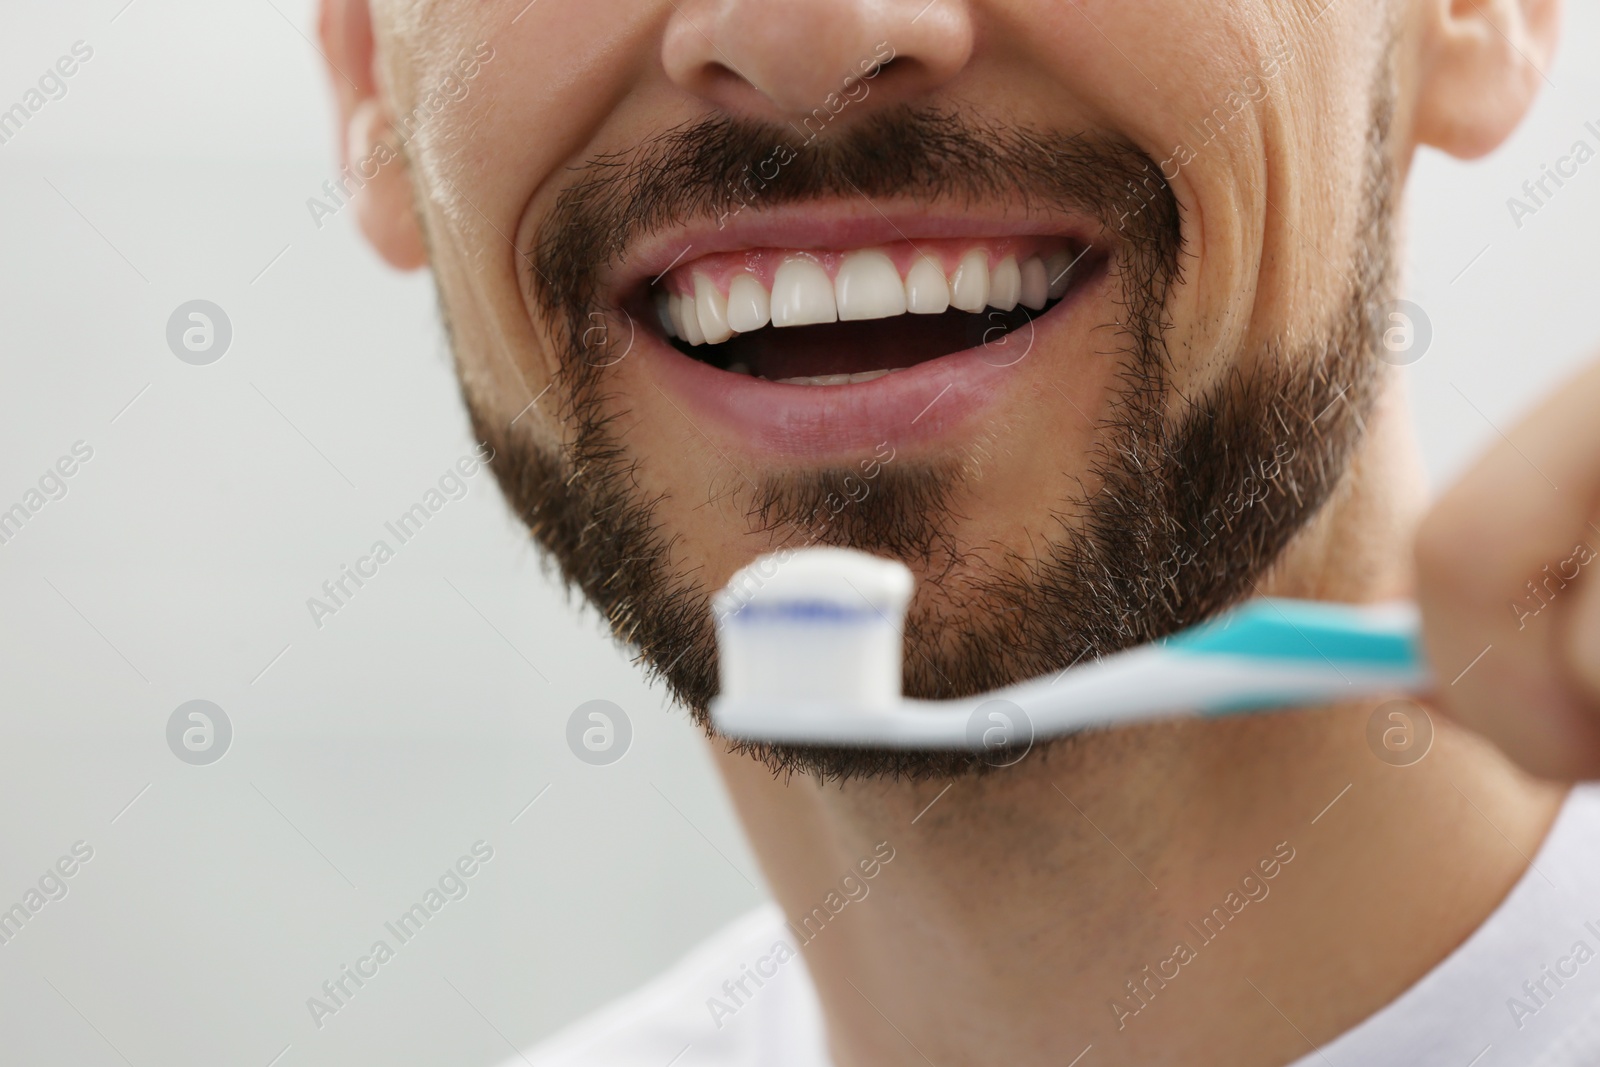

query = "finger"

[
  {"left": 1415, "top": 358, "right": 1600, "bottom": 779},
  {"left": 1564, "top": 526, "right": 1600, "bottom": 700}
]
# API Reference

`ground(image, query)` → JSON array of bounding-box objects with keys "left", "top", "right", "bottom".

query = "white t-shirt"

[{"left": 516, "top": 786, "right": 1600, "bottom": 1067}]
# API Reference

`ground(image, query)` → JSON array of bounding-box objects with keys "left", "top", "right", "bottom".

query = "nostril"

[
  {"left": 696, "top": 61, "right": 748, "bottom": 99},
  {"left": 661, "top": 0, "right": 974, "bottom": 122}
]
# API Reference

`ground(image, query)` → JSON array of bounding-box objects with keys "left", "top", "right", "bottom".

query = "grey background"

[{"left": 1, "top": 2, "right": 1597, "bottom": 1064}]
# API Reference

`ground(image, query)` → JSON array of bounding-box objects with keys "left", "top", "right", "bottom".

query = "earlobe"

[
  {"left": 347, "top": 98, "right": 428, "bottom": 269},
  {"left": 318, "top": 0, "right": 427, "bottom": 270},
  {"left": 1411, "top": 0, "right": 1562, "bottom": 160}
]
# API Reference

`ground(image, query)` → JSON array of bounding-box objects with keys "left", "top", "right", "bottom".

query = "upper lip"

[{"left": 609, "top": 199, "right": 1108, "bottom": 304}]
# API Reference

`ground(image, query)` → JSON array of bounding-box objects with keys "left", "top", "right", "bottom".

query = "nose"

[{"left": 661, "top": 0, "right": 974, "bottom": 120}]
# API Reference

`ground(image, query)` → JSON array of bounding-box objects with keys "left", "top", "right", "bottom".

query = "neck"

[{"left": 709, "top": 381, "right": 1566, "bottom": 1066}]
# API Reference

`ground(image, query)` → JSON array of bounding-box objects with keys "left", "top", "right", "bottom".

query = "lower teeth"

[
  {"left": 773, "top": 369, "right": 895, "bottom": 386},
  {"left": 723, "top": 362, "right": 902, "bottom": 385}
]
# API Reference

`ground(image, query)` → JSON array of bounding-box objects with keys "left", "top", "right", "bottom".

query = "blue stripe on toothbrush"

[
  {"left": 726, "top": 600, "right": 884, "bottom": 623},
  {"left": 1160, "top": 599, "right": 1421, "bottom": 669}
]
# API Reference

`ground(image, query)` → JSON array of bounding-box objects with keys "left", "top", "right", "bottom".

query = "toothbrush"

[{"left": 709, "top": 547, "right": 1430, "bottom": 749}]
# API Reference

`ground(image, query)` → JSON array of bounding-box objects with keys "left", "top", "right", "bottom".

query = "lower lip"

[{"left": 637, "top": 308, "right": 1075, "bottom": 461}]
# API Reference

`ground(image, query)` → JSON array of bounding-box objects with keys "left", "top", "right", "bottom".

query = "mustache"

[{"left": 528, "top": 105, "right": 1183, "bottom": 338}]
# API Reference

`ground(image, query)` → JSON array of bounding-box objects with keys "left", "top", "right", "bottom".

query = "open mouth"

[{"left": 640, "top": 237, "right": 1103, "bottom": 385}]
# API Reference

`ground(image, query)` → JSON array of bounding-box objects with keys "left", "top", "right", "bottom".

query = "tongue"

[{"left": 718, "top": 309, "right": 1000, "bottom": 379}]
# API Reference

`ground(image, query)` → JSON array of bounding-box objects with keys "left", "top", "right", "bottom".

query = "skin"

[{"left": 316, "top": 0, "right": 1592, "bottom": 1063}]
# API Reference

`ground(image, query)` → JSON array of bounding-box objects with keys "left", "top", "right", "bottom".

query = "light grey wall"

[
  {"left": 0, "top": 2, "right": 1596, "bottom": 1065},
  {"left": 1405, "top": 7, "right": 1600, "bottom": 488}
]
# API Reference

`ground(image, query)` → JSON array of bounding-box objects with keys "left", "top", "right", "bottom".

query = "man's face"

[{"left": 369, "top": 0, "right": 1403, "bottom": 778}]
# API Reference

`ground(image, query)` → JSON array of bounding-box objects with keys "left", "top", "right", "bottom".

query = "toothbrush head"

[
  {"left": 712, "top": 547, "right": 913, "bottom": 711},
  {"left": 707, "top": 546, "right": 1034, "bottom": 752}
]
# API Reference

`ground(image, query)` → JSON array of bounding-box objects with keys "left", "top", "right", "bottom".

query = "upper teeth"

[{"left": 656, "top": 248, "right": 1078, "bottom": 345}]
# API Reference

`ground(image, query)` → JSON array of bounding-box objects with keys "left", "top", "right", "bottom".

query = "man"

[{"left": 316, "top": 0, "right": 1600, "bottom": 1063}]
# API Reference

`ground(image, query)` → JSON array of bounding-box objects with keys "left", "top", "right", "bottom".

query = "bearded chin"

[{"left": 457, "top": 93, "right": 1398, "bottom": 783}]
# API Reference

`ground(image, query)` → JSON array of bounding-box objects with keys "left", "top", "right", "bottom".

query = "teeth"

[
  {"left": 1019, "top": 257, "right": 1049, "bottom": 310},
  {"left": 677, "top": 292, "right": 705, "bottom": 345},
  {"left": 1045, "top": 251, "right": 1074, "bottom": 300},
  {"left": 771, "top": 258, "right": 837, "bottom": 327},
  {"left": 904, "top": 255, "right": 950, "bottom": 314},
  {"left": 726, "top": 273, "right": 770, "bottom": 333},
  {"left": 656, "top": 291, "right": 677, "bottom": 338},
  {"left": 664, "top": 293, "right": 682, "bottom": 339},
  {"left": 664, "top": 293, "right": 679, "bottom": 340},
  {"left": 660, "top": 245, "right": 1083, "bottom": 347},
  {"left": 949, "top": 250, "right": 990, "bottom": 313},
  {"left": 988, "top": 256, "right": 1021, "bottom": 312},
  {"left": 774, "top": 369, "right": 896, "bottom": 385},
  {"left": 695, "top": 273, "right": 733, "bottom": 344},
  {"left": 835, "top": 250, "right": 907, "bottom": 321}
]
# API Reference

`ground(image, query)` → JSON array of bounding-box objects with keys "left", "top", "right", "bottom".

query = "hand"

[{"left": 1417, "top": 357, "right": 1600, "bottom": 780}]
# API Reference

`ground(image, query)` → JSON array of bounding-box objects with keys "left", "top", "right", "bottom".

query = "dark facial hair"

[{"left": 457, "top": 100, "right": 1395, "bottom": 783}]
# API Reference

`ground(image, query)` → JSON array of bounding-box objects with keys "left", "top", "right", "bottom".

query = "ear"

[
  {"left": 318, "top": 0, "right": 427, "bottom": 269},
  {"left": 1411, "top": 0, "right": 1562, "bottom": 159}
]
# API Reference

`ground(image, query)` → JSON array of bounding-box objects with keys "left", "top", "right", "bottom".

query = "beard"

[{"left": 453, "top": 96, "right": 1397, "bottom": 783}]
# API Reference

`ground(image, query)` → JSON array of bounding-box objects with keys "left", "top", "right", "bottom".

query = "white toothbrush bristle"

[{"left": 713, "top": 547, "right": 913, "bottom": 710}]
